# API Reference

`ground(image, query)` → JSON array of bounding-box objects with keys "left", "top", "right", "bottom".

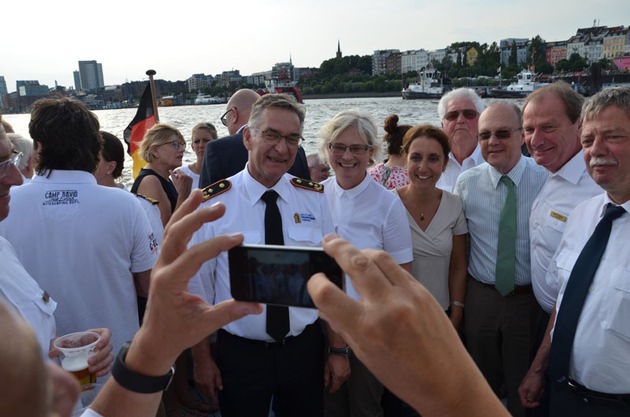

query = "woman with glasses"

[
  {"left": 368, "top": 114, "right": 412, "bottom": 189},
  {"left": 317, "top": 109, "right": 412, "bottom": 417},
  {"left": 131, "top": 123, "right": 192, "bottom": 226},
  {"left": 176, "top": 122, "right": 218, "bottom": 190}
]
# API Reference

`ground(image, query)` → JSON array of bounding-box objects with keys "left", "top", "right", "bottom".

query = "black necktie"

[
  {"left": 548, "top": 203, "right": 626, "bottom": 383},
  {"left": 261, "top": 190, "right": 290, "bottom": 343}
]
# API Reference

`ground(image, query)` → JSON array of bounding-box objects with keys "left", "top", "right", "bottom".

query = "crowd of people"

[{"left": 0, "top": 83, "right": 629, "bottom": 417}]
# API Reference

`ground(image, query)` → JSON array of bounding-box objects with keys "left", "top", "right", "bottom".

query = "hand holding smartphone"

[{"left": 228, "top": 244, "right": 344, "bottom": 308}]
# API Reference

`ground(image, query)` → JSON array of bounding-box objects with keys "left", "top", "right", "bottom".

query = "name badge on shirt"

[{"left": 550, "top": 211, "right": 567, "bottom": 223}]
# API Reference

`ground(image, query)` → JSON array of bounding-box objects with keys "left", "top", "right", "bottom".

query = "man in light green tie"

[{"left": 454, "top": 101, "right": 548, "bottom": 417}]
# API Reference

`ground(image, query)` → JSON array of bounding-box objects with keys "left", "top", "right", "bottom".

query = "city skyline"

[{"left": 2, "top": 0, "right": 628, "bottom": 91}]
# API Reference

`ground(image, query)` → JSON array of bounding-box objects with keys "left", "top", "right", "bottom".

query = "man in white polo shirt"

[{"left": 0, "top": 98, "right": 157, "bottom": 355}]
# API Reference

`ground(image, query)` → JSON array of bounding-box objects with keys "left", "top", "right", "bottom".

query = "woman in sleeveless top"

[{"left": 131, "top": 123, "right": 192, "bottom": 226}]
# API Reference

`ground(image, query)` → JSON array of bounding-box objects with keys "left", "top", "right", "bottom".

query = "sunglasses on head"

[{"left": 444, "top": 109, "right": 478, "bottom": 121}]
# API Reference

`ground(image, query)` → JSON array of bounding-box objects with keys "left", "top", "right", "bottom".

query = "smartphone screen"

[{"left": 228, "top": 244, "right": 344, "bottom": 308}]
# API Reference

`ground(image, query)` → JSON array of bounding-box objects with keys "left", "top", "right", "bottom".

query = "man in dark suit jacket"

[{"left": 199, "top": 89, "right": 311, "bottom": 188}]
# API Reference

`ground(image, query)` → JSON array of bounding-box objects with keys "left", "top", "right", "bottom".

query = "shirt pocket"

[
  {"left": 31, "top": 291, "right": 57, "bottom": 317},
  {"left": 287, "top": 226, "right": 323, "bottom": 245},
  {"left": 605, "top": 267, "right": 630, "bottom": 342},
  {"left": 545, "top": 210, "right": 568, "bottom": 233},
  {"left": 242, "top": 230, "right": 262, "bottom": 244}
]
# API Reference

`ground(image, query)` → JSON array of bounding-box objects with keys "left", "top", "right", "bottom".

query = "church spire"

[{"left": 336, "top": 40, "right": 342, "bottom": 59}]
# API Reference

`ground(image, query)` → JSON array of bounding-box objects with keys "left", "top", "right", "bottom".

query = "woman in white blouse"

[
  {"left": 394, "top": 124, "right": 469, "bottom": 331},
  {"left": 318, "top": 109, "right": 413, "bottom": 417}
]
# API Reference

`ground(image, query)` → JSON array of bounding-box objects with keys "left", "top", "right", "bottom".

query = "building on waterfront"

[
  {"left": 187, "top": 73, "right": 214, "bottom": 92},
  {"left": 545, "top": 41, "right": 568, "bottom": 67},
  {"left": 0, "top": 76, "right": 7, "bottom": 109},
  {"left": 602, "top": 26, "right": 629, "bottom": 59},
  {"left": 372, "top": 49, "right": 401, "bottom": 75},
  {"left": 76, "top": 60, "right": 104, "bottom": 92},
  {"left": 499, "top": 38, "right": 529, "bottom": 67}
]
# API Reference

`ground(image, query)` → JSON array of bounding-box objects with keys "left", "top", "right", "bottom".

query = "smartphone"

[{"left": 228, "top": 243, "right": 344, "bottom": 308}]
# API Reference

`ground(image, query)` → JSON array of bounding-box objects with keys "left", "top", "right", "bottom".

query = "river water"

[{"left": 4, "top": 96, "right": 523, "bottom": 188}]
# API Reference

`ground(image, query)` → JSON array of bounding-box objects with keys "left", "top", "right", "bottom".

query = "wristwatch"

[
  {"left": 111, "top": 342, "right": 175, "bottom": 393},
  {"left": 328, "top": 345, "right": 352, "bottom": 359}
]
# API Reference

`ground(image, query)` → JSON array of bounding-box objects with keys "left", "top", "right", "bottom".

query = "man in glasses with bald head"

[{"left": 436, "top": 87, "right": 487, "bottom": 191}]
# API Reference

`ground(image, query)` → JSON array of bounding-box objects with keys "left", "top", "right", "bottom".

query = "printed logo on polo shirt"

[
  {"left": 148, "top": 232, "right": 159, "bottom": 255},
  {"left": 43, "top": 190, "right": 79, "bottom": 206},
  {"left": 294, "top": 212, "right": 316, "bottom": 223}
]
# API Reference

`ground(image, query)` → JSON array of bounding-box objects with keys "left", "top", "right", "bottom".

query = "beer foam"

[{"left": 61, "top": 355, "right": 89, "bottom": 372}]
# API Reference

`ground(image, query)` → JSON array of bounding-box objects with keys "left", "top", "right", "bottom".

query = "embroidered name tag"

[{"left": 550, "top": 211, "right": 567, "bottom": 222}]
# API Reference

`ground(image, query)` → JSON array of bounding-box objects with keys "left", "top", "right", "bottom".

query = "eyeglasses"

[
  {"left": 328, "top": 143, "right": 371, "bottom": 155},
  {"left": 162, "top": 140, "right": 186, "bottom": 150},
  {"left": 0, "top": 150, "right": 23, "bottom": 180},
  {"left": 250, "top": 128, "right": 303, "bottom": 147},
  {"left": 477, "top": 128, "right": 522, "bottom": 141},
  {"left": 220, "top": 108, "right": 235, "bottom": 127},
  {"left": 444, "top": 109, "right": 478, "bottom": 122}
]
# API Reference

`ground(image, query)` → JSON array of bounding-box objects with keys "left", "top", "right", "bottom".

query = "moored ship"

[{"left": 402, "top": 66, "right": 450, "bottom": 99}]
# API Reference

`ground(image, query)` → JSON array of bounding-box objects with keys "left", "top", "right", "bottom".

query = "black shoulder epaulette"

[
  {"left": 136, "top": 194, "right": 159, "bottom": 205},
  {"left": 201, "top": 179, "right": 232, "bottom": 202},
  {"left": 290, "top": 177, "right": 324, "bottom": 193}
]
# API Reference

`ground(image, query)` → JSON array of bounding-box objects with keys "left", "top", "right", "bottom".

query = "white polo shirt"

[
  {"left": 188, "top": 167, "right": 335, "bottom": 341},
  {"left": 322, "top": 174, "right": 412, "bottom": 300},
  {"left": 529, "top": 152, "right": 601, "bottom": 313},
  {"left": 549, "top": 193, "right": 630, "bottom": 393},
  {"left": 0, "top": 170, "right": 158, "bottom": 354}
]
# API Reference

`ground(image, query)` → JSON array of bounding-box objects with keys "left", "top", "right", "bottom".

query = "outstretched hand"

[{"left": 308, "top": 235, "right": 508, "bottom": 417}]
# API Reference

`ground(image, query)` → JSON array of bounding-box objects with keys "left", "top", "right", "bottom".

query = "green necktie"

[{"left": 496, "top": 176, "right": 516, "bottom": 296}]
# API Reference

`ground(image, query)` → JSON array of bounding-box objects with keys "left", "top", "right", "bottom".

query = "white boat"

[
  {"left": 402, "top": 67, "right": 450, "bottom": 100},
  {"left": 194, "top": 94, "right": 225, "bottom": 105},
  {"left": 491, "top": 69, "right": 549, "bottom": 98}
]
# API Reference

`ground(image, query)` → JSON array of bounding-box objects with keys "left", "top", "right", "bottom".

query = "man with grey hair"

[
  {"left": 519, "top": 87, "right": 630, "bottom": 416},
  {"left": 190, "top": 94, "right": 340, "bottom": 416},
  {"left": 454, "top": 101, "right": 547, "bottom": 417},
  {"left": 436, "top": 87, "right": 486, "bottom": 191},
  {"left": 8, "top": 133, "right": 35, "bottom": 182},
  {"left": 199, "top": 89, "right": 310, "bottom": 187}
]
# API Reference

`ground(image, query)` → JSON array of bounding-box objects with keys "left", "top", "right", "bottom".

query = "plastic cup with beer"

[{"left": 54, "top": 331, "right": 100, "bottom": 386}]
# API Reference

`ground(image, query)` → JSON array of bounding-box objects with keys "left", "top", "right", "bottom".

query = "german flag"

[{"left": 124, "top": 83, "right": 156, "bottom": 178}]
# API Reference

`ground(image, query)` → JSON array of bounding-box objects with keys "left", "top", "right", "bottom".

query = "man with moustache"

[
  {"left": 199, "top": 88, "right": 310, "bottom": 188},
  {"left": 436, "top": 87, "right": 486, "bottom": 191},
  {"left": 518, "top": 83, "right": 601, "bottom": 416},
  {"left": 189, "top": 94, "right": 343, "bottom": 417},
  {"left": 518, "top": 87, "right": 630, "bottom": 416},
  {"left": 454, "top": 101, "right": 547, "bottom": 417}
]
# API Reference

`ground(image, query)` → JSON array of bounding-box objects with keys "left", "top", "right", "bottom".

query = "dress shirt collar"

[
  {"left": 600, "top": 193, "right": 630, "bottom": 218},
  {"left": 236, "top": 124, "right": 247, "bottom": 135},
  {"left": 330, "top": 172, "right": 373, "bottom": 200},
  {"left": 31, "top": 170, "right": 97, "bottom": 184},
  {"left": 550, "top": 151, "right": 587, "bottom": 185},
  {"left": 241, "top": 163, "right": 292, "bottom": 206},
  {"left": 449, "top": 144, "right": 484, "bottom": 168},
  {"left": 488, "top": 155, "right": 527, "bottom": 189}
]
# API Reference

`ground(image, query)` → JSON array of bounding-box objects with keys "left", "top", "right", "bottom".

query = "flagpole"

[{"left": 146, "top": 69, "right": 160, "bottom": 123}]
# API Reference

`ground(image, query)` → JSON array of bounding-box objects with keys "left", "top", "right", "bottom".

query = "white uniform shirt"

[
  {"left": 0, "top": 236, "right": 57, "bottom": 358},
  {"left": 529, "top": 152, "right": 601, "bottom": 313},
  {"left": 0, "top": 170, "right": 158, "bottom": 354},
  {"left": 188, "top": 167, "right": 335, "bottom": 341},
  {"left": 549, "top": 193, "right": 630, "bottom": 393},
  {"left": 454, "top": 157, "right": 547, "bottom": 285},
  {"left": 436, "top": 144, "right": 485, "bottom": 192},
  {"left": 322, "top": 175, "right": 412, "bottom": 300}
]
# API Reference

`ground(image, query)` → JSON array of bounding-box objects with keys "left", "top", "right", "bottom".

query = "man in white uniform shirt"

[
  {"left": 519, "top": 87, "right": 630, "bottom": 416},
  {"left": 189, "top": 94, "right": 340, "bottom": 417},
  {"left": 0, "top": 98, "right": 157, "bottom": 356},
  {"left": 523, "top": 82, "right": 601, "bottom": 316},
  {"left": 454, "top": 101, "right": 547, "bottom": 417},
  {"left": 436, "top": 88, "right": 486, "bottom": 191}
]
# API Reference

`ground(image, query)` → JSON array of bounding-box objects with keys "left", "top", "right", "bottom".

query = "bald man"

[{"left": 199, "top": 89, "right": 310, "bottom": 187}]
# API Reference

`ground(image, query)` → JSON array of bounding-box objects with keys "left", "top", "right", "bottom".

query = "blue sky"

[{"left": 2, "top": 0, "right": 628, "bottom": 91}]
